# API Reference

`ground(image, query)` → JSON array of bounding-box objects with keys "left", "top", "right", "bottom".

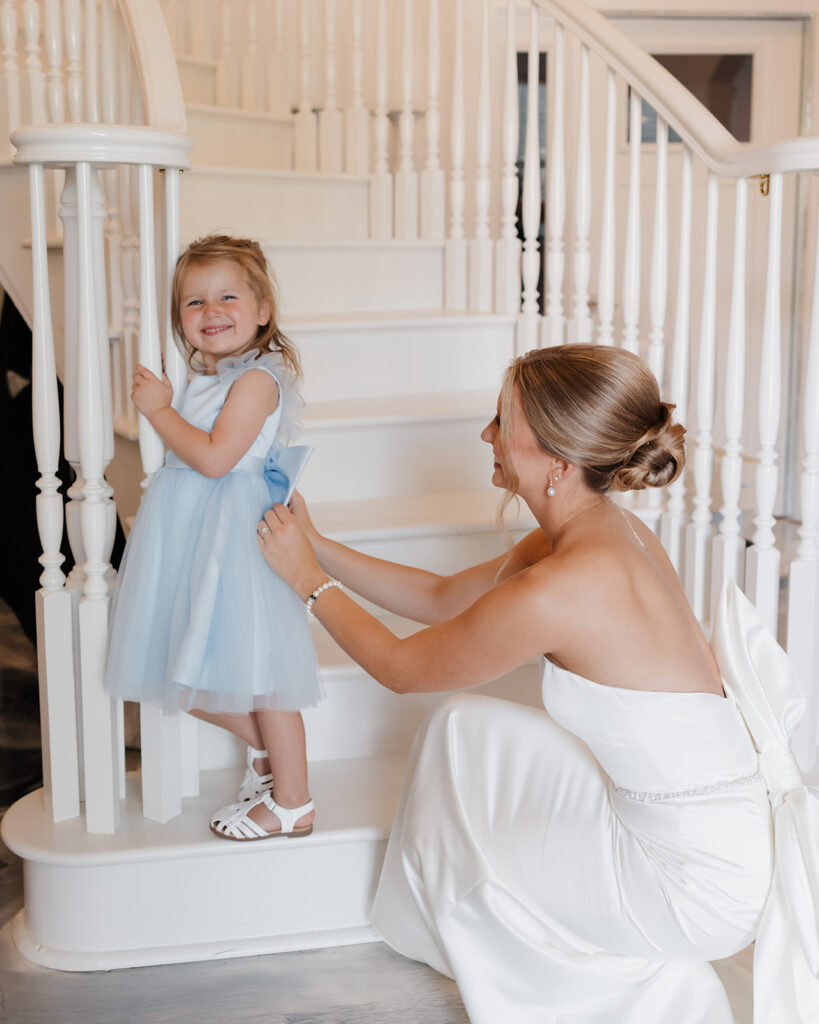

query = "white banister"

[
  {"left": 542, "top": 22, "right": 565, "bottom": 346},
  {"left": 1, "top": 0, "right": 21, "bottom": 156},
  {"left": 660, "top": 146, "right": 692, "bottom": 570},
  {"left": 394, "top": 0, "right": 418, "bottom": 240},
  {"left": 468, "top": 0, "right": 492, "bottom": 313},
  {"left": 344, "top": 0, "right": 368, "bottom": 175},
  {"left": 789, "top": 198, "right": 819, "bottom": 770},
  {"left": 420, "top": 0, "right": 444, "bottom": 241},
  {"left": 444, "top": 0, "right": 466, "bottom": 311},
  {"left": 293, "top": 0, "right": 317, "bottom": 171},
  {"left": 711, "top": 177, "right": 748, "bottom": 609},
  {"left": 494, "top": 0, "right": 520, "bottom": 315},
  {"left": 241, "top": 0, "right": 262, "bottom": 110},
  {"left": 369, "top": 0, "right": 391, "bottom": 239},
  {"left": 684, "top": 172, "right": 719, "bottom": 622},
  {"left": 647, "top": 117, "right": 668, "bottom": 387},
  {"left": 64, "top": 0, "right": 82, "bottom": 121},
  {"left": 621, "top": 87, "right": 641, "bottom": 354},
  {"left": 22, "top": 0, "right": 46, "bottom": 124},
  {"left": 746, "top": 172, "right": 783, "bottom": 634},
  {"left": 267, "top": 0, "right": 288, "bottom": 118},
  {"left": 569, "top": 42, "right": 591, "bottom": 344},
  {"left": 83, "top": 0, "right": 98, "bottom": 123},
  {"left": 29, "top": 160, "right": 81, "bottom": 825},
  {"left": 517, "top": 4, "right": 541, "bottom": 354},
  {"left": 44, "top": 0, "right": 64, "bottom": 123},
  {"left": 318, "top": 0, "right": 342, "bottom": 173},
  {"left": 215, "top": 0, "right": 238, "bottom": 108},
  {"left": 596, "top": 67, "right": 616, "bottom": 347}
]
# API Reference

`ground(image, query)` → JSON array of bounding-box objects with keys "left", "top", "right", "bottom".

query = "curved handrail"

[
  {"left": 11, "top": 123, "right": 191, "bottom": 168},
  {"left": 119, "top": 0, "right": 186, "bottom": 132},
  {"left": 535, "top": 0, "right": 819, "bottom": 177}
]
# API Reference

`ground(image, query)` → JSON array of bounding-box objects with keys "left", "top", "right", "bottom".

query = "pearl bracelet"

[{"left": 305, "top": 579, "right": 342, "bottom": 620}]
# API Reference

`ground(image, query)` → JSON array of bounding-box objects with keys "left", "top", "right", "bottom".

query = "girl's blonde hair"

[
  {"left": 171, "top": 234, "right": 302, "bottom": 379},
  {"left": 499, "top": 345, "right": 686, "bottom": 498}
]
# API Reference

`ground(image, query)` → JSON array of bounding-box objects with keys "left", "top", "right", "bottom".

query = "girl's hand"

[
  {"left": 132, "top": 364, "right": 173, "bottom": 419},
  {"left": 287, "top": 490, "right": 320, "bottom": 544},
  {"left": 257, "top": 503, "right": 325, "bottom": 599}
]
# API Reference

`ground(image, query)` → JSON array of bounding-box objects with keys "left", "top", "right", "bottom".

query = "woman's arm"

[
  {"left": 259, "top": 502, "right": 555, "bottom": 693},
  {"left": 288, "top": 491, "right": 552, "bottom": 624},
  {"left": 132, "top": 365, "right": 279, "bottom": 477}
]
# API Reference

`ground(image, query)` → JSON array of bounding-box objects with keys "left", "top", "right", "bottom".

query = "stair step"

[
  {"left": 180, "top": 167, "right": 370, "bottom": 243},
  {"left": 186, "top": 103, "right": 293, "bottom": 169},
  {"left": 299, "top": 390, "right": 497, "bottom": 501},
  {"left": 286, "top": 311, "right": 516, "bottom": 402},
  {"left": 264, "top": 241, "right": 444, "bottom": 316}
]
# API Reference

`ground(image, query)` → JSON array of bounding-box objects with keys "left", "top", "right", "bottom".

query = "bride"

[{"left": 254, "top": 344, "right": 818, "bottom": 1024}]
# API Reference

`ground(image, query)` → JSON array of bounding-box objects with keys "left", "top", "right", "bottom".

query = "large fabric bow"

[
  {"left": 263, "top": 444, "right": 315, "bottom": 506},
  {"left": 711, "top": 579, "right": 819, "bottom": 1024}
]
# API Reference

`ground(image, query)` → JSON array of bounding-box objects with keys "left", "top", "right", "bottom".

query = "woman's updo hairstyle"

[{"left": 500, "top": 345, "right": 685, "bottom": 493}]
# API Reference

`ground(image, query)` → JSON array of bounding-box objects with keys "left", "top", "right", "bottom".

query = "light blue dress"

[{"left": 105, "top": 350, "right": 322, "bottom": 715}]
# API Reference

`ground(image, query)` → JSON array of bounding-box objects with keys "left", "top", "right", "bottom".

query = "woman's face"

[{"left": 481, "top": 385, "right": 549, "bottom": 495}]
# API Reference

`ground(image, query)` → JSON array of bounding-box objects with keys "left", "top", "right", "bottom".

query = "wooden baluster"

[
  {"left": 216, "top": 0, "right": 239, "bottom": 108},
  {"left": 569, "top": 43, "right": 591, "bottom": 343},
  {"left": 44, "top": 0, "right": 64, "bottom": 122},
  {"left": 711, "top": 178, "right": 748, "bottom": 609},
  {"left": 29, "top": 161, "right": 82, "bottom": 824},
  {"left": 344, "top": 0, "right": 368, "bottom": 174},
  {"left": 660, "top": 146, "right": 692, "bottom": 569},
  {"left": 517, "top": 4, "right": 540, "bottom": 354},
  {"left": 420, "top": 0, "right": 443, "bottom": 239},
  {"left": 394, "top": 0, "right": 418, "bottom": 239},
  {"left": 644, "top": 115, "right": 668, "bottom": 531},
  {"left": 621, "top": 87, "right": 641, "bottom": 354},
  {"left": 294, "top": 0, "right": 317, "bottom": 171},
  {"left": 318, "top": 0, "right": 342, "bottom": 172},
  {"left": 596, "top": 67, "right": 616, "bottom": 346},
  {"left": 1, "top": 0, "right": 20, "bottom": 157},
  {"left": 267, "top": 0, "right": 288, "bottom": 117},
  {"left": 136, "top": 163, "right": 182, "bottom": 823},
  {"left": 745, "top": 172, "right": 783, "bottom": 634},
  {"left": 369, "top": 0, "right": 391, "bottom": 239},
  {"left": 241, "top": 0, "right": 262, "bottom": 110},
  {"left": 444, "top": 0, "right": 466, "bottom": 309},
  {"left": 542, "top": 22, "right": 564, "bottom": 346},
  {"left": 469, "top": 0, "right": 492, "bottom": 310},
  {"left": 75, "top": 161, "right": 120, "bottom": 833},
  {"left": 494, "top": 0, "right": 520, "bottom": 315},
  {"left": 22, "top": 0, "right": 46, "bottom": 123},
  {"left": 790, "top": 197, "right": 819, "bottom": 770},
  {"left": 684, "top": 172, "right": 719, "bottom": 623},
  {"left": 84, "top": 0, "right": 98, "bottom": 123},
  {"left": 64, "top": 0, "right": 82, "bottom": 121}
]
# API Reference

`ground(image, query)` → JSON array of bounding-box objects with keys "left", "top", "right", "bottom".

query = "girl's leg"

[
  {"left": 188, "top": 709, "right": 270, "bottom": 776},
  {"left": 246, "top": 710, "right": 313, "bottom": 833}
]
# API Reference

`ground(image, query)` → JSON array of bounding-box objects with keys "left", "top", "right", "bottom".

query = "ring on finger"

[{"left": 257, "top": 524, "right": 271, "bottom": 538}]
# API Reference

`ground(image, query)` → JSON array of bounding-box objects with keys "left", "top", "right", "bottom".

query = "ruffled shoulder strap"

[
  {"left": 214, "top": 349, "right": 303, "bottom": 444},
  {"left": 711, "top": 579, "right": 819, "bottom": 1024}
]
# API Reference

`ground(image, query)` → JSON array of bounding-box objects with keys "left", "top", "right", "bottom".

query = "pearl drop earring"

[{"left": 546, "top": 475, "right": 556, "bottom": 498}]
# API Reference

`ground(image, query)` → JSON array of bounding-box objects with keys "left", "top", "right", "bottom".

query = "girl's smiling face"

[{"left": 179, "top": 259, "right": 271, "bottom": 372}]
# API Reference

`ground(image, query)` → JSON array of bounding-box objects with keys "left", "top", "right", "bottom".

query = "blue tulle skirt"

[{"left": 105, "top": 464, "right": 322, "bottom": 714}]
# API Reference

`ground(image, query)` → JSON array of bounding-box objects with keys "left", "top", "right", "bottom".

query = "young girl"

[{"left": 105, "top": 234, "right": 321, "bottom": 841}]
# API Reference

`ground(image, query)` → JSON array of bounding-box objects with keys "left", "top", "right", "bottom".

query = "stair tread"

[
  {"left": 2, "top": 755, "right": 407, "bottom": 864},
  {"left": 311, "top": 487, "right": 536, "bottom": 540},
  {"left": 186, "top": 164, "right": 370, "bottom": 184},
  {"left": 305, "top": 389, "right": 497, "bottom": 428},
  {"left": 186, "top": 101, "right": 293, "bottom": 126}
]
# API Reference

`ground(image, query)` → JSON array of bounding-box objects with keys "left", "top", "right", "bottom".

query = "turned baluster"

[
  {"left": 64, "top": 0, "right": 82, "bottom": 121},
  {"left": 621, "top": 87, "right": 641, "bottom": 354},
  {"left": 318, "top": 0, "right": 342, "bottom": 172},
  {"left": 369, "top": 0, "right": 391, "bottom": 239},
  {"left": 517, "top": 5, "right": 541, "bottom": 354},
  {"left": 569, "top": 43, "right": 591, "bottom": 343},
  {"left": 1, "top": 0, "right": 20, "bottom": 156},
  {"left": 294, "top": 0, "right": 317, "bottom": 171},
  {"left": 344, "top": 0, "right": 368, "bottom": 174},
  {"left": 394, "top": 0, "right": 418, "bottom": 239},
  {"left": 494, "top": 0, "right": 520, "bottom": 315},
  {"left": 419, "top": 0, "right": 443, "bottom": 239},
  {"left": 596, "top": 68, "right": 616, "bottom": 346},
  {"left": 542, "top": 22, "right": 564, "bottom": 346}
]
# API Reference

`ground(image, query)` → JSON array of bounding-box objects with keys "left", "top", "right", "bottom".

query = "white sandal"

[
  {"left": 210, "top": 791, "right": 314, "bottom": 842},
  {"left": 237, "top": 746, "right": 273, "bottom": 802}
]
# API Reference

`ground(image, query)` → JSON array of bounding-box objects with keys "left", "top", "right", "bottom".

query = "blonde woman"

[{"left": 258, "top": 345, "right": 817, "bottom": 1023}]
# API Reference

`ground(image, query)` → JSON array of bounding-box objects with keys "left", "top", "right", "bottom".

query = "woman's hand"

[
  {"left": 287, "top": 490, "right": 320, "bottom": 544},
  {"left": 132, "top": 364, "right": 173, "bottom": 419},
  {"left": 257, "top": 503, "right": 326, "bottom": 599}
]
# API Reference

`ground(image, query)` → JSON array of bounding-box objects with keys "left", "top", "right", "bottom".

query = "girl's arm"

[
  {"left": 288, "top": 491, "right": 552, "bottom": 624},
  {"left": 259, "top": 502, "right": 556, "bottom": 693},
  {"left": 132, "top": 365, "right": 279, "bottom": 477}
]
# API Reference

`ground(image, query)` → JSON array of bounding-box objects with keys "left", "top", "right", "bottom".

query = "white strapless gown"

[{"left": 371, "top": 582, "right": 819, "bottom": 1024}]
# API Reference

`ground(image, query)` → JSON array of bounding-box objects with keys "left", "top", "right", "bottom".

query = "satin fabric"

[{"left": 372, "top": 580, "right": 818, "bottom": 1022}]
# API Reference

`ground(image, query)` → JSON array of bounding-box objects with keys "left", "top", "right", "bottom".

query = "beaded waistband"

[{"left": 614, "top": 772, "right": 763, "bottom": 803}]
